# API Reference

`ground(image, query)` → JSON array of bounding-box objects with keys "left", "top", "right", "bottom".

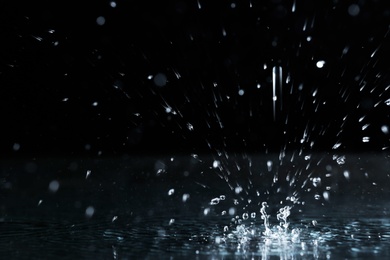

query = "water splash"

[{"left": 218, "top": 201, "right": 315, "bottom": 257}]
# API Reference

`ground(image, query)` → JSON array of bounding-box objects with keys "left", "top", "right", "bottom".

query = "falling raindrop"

[{"left": 272, "top": 66, "right": 283, "bottom": 121}]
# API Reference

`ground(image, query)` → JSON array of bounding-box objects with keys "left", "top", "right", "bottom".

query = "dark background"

[{"left": 1, "top": 0, "right": 390, "bottom": 157}]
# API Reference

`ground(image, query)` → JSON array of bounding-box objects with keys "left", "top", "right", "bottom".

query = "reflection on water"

[
  {"left": 1, "top": 154, "right": 390, "bottom": 258},
  {"left": 1, "top": 213, "right": 390, "bottom": 259}
]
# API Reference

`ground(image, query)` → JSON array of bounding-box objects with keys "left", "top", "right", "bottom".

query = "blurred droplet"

[
  {"left": 182, "top": 193, "right": 190, "bottom": 202},
  {"left": 153, "top": 73, "right": 167, "bottom": 87},
  {"left": 348, "top": 4, "right": 360, "bottom": 16},
  {"left": 48, "top": 180, "right": 59, "bottom": 193},
  {"left": 85, "top": 206, "right": 95, "bottom": 218},
  {"left": 96, "top": 16, "right": 106, "bottom": 26},
  {"left": 381, "top": 125, "right": 389, "bottom": 134},
  {"left": 343, "top": 170, "right": 350, "bottom": 180},
  {"left": 12, "top": 143, "right": 20, "bottom": 151}
]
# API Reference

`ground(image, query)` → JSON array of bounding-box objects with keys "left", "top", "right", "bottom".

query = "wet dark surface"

[{"left": 1, "top": 153, "right": 390, "bottom": 259}]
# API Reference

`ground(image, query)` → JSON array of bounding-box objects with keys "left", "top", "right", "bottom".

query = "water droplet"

[
  {"left": 169, "top": 218, "right": 175, "bottom": 225},
  {"left": 112, "top": 216, "right": 118, "bottom": 222},
  {"left": 235, "top": 186, "right": 243, "bottom": 194},
  {"left": 186, "top": 123, "right": 194, "bottom": 131},
  {"left": 316, "top": 60, "right": 325, "bottom": 68},
  {"left": 96, "top": 16, "right": 106, "bottom": 26},
  {"left": 37, "top": 200, "right": 43, "bottom": 206},
  {"left": 12, "top": 143, "right": 20, "bottom": 151},
  {"left": 153, "top": 73, "right": 167, "bottom": 87},
  {"left": 182, "top": 193, "right": 190, "bottom": 202},
  {"left": 229, "top": 207, "right": 236, "bottom": 215},
  {"left": 314, "top": 194, "right": 321, "bottom": 200},
  {"left": 323, "top": 191, "right": 330, "bottom": 201},
  {"left": 204, "top": 208, "right": 210, "bottom": 216},
  {"left": 332, "top": 143, "right": 341, "bottom": 149},
  {"left": 362, "top": 136, "right": 370, "bottom": 143},
  {"left": 251, "top": 212, "right": 256, "bottom": 218},
  {"left": 92, "top": 101, "right": 98, "bottom": 106},
  {"left": 336, "top": 155, "right": 346, "bottom": 165},
  {"left": 343, "top": 170, "right": 350, "bottom": 180},
  {"left": 348, "top": 4, "right": 360, "bottom": 16},
  {"left": 210, "top": 197, "right": 220, "bottom": 205},
  {"left": 385, "top": 99, "right": 390, "bottom": 106},
  {"left": 168, "top": 189, "right": 175, "bottom": 196},
  {"left": 48, "top": 180, "right": 59, "bottom": 193},
  {"left": 86, "top": 170, "right": 91, "bottom": 179},
  {"left": 213, "top": 160, "right": 220, "bottom": 168},
  {"left": 110, "top": 1, "right": 117, "bottom": 8},
  {"left": 238, "top": 89, "right": 244, "bottom": 96},
  {"left": 219, "top": 195, "right": 226, "bottom": 200},
  {"left": 266, "top": 160, "right": 273, "bottom": 171},
  {"left": 85, "top": 206, "right": 95, "bottom": 218},
  {"left": 381, "top": 125, "right": 389, "bottom": 134},
  {"left": 242, "top": 213, "right": 249, "bottom": 220},
  {"left": 312, "top": 177, "right": 321, "bottom": 187}
]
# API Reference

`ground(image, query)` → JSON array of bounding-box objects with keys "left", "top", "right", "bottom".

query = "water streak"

[{"left": 272, "top": 66, "right": 283, "bottom": 121}]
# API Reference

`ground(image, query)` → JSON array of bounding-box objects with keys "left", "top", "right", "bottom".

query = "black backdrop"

[{"left": 1, "top": 0, "right": 390, "bottom": 157}]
